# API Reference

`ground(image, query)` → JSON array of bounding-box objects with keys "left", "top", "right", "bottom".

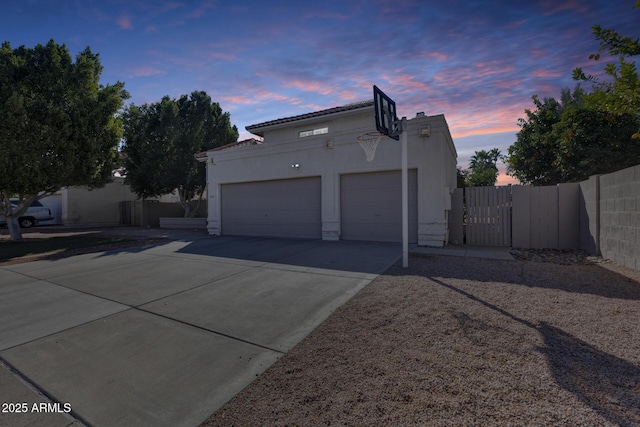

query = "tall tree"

[
  {"left": 550, "top": 108, "right": 640, "bottom": 181},
  {"left": 507, "top": 88, "right": 640, "bottom": 185},
  {"left": 456, "top": 167, "right": 468, "bottom": 188},
  {"left": 0, "top": 40, "right": 128, "bottom": 240},
  {"left": 573, "top": 1, "right": 640, "bottom": 137},
  {"left": 122, "top": 91, "right": 238, "bottom": 217},
  {"left": 507, "top": 95, "right": 565, "bottom": 185},
  {"left": 465, "top": 148, "right": 502, "bottom": 187},
  {"left": 510, "top": 3, "right": 640, "bottom": 185}
]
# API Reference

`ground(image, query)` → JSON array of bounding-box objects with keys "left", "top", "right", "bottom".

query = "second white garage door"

[
  {"left": 340, "top": 170, "right": 418, "bottom": 243},
  {"left": 221, "top": 177, "right": 321, "bottom": 239}
]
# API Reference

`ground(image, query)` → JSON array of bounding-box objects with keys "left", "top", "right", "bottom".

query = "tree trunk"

[
  {"left": 7, "top": 216, "right": 23, "bottom": 241},
  {"left": 178, "top": 189, "right": 192, "bottom": 218},
  {"left": 183, "top": 203, "right": 192, "bottom": 218},
  {"left": 178, "top": 188, "right": 204, "bottom": 218},
  {"left": 187, "top": 196, "right": 202, "bottom": 218}
]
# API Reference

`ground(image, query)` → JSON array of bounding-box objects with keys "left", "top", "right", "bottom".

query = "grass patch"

[{"left": 0, "top": 235, "right": 135, "bottom": 261}]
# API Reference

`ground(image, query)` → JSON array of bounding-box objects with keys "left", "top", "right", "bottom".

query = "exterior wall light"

[{"left": 292, "top": 163, "right": 300, "bottom": 169}]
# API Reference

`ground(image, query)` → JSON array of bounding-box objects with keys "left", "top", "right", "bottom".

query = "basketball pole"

[
  {"left": 400, "top": 117, "right": 408, "bottom": 268},
  {"left": 374, "top": 85, "right": 409, "bottom": 268}
]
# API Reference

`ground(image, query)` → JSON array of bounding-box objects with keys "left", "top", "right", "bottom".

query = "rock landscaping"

[
  {"left": 510, "top": 248, "right": 609, "bottom": 265},
  {"left": 203, "top": 254, "right": 640, "bottom": 426}
]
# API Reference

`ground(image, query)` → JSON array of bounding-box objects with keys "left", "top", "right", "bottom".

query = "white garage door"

[
  {"left": 221, "top": 177, "right": 321, "bottom": 239},
  {"left": 341, "top": 170, "right": 418, "bottom": 243}
]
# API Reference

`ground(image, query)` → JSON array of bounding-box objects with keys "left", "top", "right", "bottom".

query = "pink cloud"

[
  {"left": 387, "top": 73, "right": 431, "bottom": 93},
  {"left": 127, "top": 66, "right": 164, "bottom": 78},
  {"left": 451, "top": 123, "right": 520, "bottom": 139},
  {"left": 417, "top": 51, "right": 450, "bottom": 62},
  {"left": 256, "top": 90, "right": 301, "bottom": 104},
  {"left": 336, "top": 90, "right": 360, "bottom": 102},
  {"left": 445, "top": 103, "right": 522, "bottom": 138},
  {"left": 162, "top": 2, "right": 184, "bottom": 12},
  {"left": 208, "top": 52, "right": 236, "bottom": 61},
  {"left": 418, "top": 97, "right": 524, "bottom": 139},
  {"left": 539, "top": 0, "right": 588, "bottom": 15},
  {"left": 283, "top": 80, "right": 335, "bottom": 96},
  {"left": 221, "top": 94, "right": 256, "bottom": 105},
  {"left": 221, "top": 90, "right": 301, "bottom": 107},
  {"left": 531, "top": 69, "right": 562, "bottom": 78},
  {"left": 146, "top": 49, "right": 207, "bottom": 71},
  {"left": 504, "top": 19, "right": 527, "bottom": 29},
  {"left": 532, "top": 83, "right": 560, "bottom": 98},
  {"left": 388, "top": 71, "right": 531, "bottom": 140},
  {"left": 186, "top": 0, "right": 216, "bottom": 18},
  {"left": 494, "top": 79, "right": 522, "bottom": 89},
  {"left": 528, "top": 48, "right": 548, "bottom": 61},
  {"left": 117, "top": 15, "right": 133, "bottom": 30},
  {"left": 474, "top": 61, "right": 517, "bottom": 78}
]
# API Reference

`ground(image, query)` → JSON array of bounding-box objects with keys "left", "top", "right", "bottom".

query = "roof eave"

[{"left": 246, "top": 101, "right": 374, "bottom": 137}]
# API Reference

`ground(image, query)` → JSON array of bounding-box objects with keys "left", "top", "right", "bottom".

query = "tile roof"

[
  {"left": 195, "top": 138, "right": 263, "bottom": 159},
  {"left": 211, "top": 138, "right": 262, "bottom": 152},
  {"left": 246, "top": 99, "right": 374, "bottom": 132}
]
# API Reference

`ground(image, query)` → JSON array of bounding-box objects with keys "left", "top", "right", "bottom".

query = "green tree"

[
  {"left": 511, "top": 2, "right": 640, "bottom": 185},
  {"left": 582, "top": 1, "right": 640, "bottom": 59},
  {"left": 122, "top": 91, "right": 238, "bottom": 217},
  {"left": 573, "top": 1, "right": 639, "bottom": 136},
  {"left": 0, "top": 40, "right": 128, "bottom": 240},
  {"left": 507, "top": 86, "right": 640, "bottom": 185},
  {"left": 507, "top": 96, "right": 565, "bottom": 185},
  {"left": 550, "top": 108, "right": 640, "bottom": 181},
  {"left": 465, "top": 148, "right": 501, "bottom": 187},
  {"left": 456, "top": 167, "right": 468, "bottom": 188},
  {"left": 509, "top": 3, "right": 640, "bottom": 185}
]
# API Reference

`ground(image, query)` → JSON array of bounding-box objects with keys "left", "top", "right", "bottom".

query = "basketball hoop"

[{"left": 357, "top": 131, "right": 383, "bottom": 162}]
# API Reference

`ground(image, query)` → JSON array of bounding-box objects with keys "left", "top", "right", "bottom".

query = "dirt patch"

[
  {"left": 511, "top": 248, "right": 610, "bottom": 265},
  {"left": 203, "top": 255, "right": 640, "bottom": 426}
]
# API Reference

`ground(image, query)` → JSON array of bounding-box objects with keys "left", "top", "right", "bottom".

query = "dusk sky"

[{"left": 3, "top": 1, "right": 638, "bottom": 184}]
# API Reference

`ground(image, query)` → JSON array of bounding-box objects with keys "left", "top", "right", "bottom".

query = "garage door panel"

[
  {"left": 341, "top": 170, "right": 417, "bottom": 243},
  {"left": 222, "top": 177, "right": 321, "bottom": 239}
]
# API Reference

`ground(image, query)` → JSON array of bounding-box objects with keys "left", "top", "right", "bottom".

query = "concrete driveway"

[{"left": 0, "top": 235, "right": 401, "bottom": 427}]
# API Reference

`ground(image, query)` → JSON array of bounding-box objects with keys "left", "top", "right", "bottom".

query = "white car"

[{"left": 0, "top": 199, "right": 54, "bottom": 228}]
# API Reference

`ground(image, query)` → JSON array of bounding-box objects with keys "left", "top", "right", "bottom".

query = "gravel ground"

[{"left": 203, "top": 254, "right": 640, "bottom": 427}]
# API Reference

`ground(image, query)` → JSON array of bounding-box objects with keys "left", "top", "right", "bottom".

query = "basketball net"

[{"left": 357, "top": 132, "right": 383, "bottom": 162}]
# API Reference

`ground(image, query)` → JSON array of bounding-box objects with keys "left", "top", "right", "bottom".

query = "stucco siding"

[
  {"left": 220, "top": 177, "right": 321, "bottom": 239},
  {"left": 340, "top": 170, "right": 418, "bottom": 243},
  {"left": 204, "top": 106, "right": 457, "bottom": 246}
]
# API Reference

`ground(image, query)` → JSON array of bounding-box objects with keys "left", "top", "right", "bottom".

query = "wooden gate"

[
  {"left": 465, "top": 186, "right": 512, "bottom": 246},
  {"left": 119, "top": 201, "right": 132, "bottom": 225}
]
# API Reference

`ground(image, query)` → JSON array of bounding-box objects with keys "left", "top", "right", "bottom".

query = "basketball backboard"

[{"left": 373, "top": 85, "right": 399, "bottom": 140}]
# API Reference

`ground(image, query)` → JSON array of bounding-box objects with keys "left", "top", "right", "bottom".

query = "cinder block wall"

[
  {"left": 579, "top": 175, "right": 600, "bottom": 255},
  {"left": 598, "top": 164, "right": 640, "bottom": 270}
]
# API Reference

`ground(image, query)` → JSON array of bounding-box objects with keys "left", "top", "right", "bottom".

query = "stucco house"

[{"left": 196, "top": 100, "right": 457, "bottom": 247}]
